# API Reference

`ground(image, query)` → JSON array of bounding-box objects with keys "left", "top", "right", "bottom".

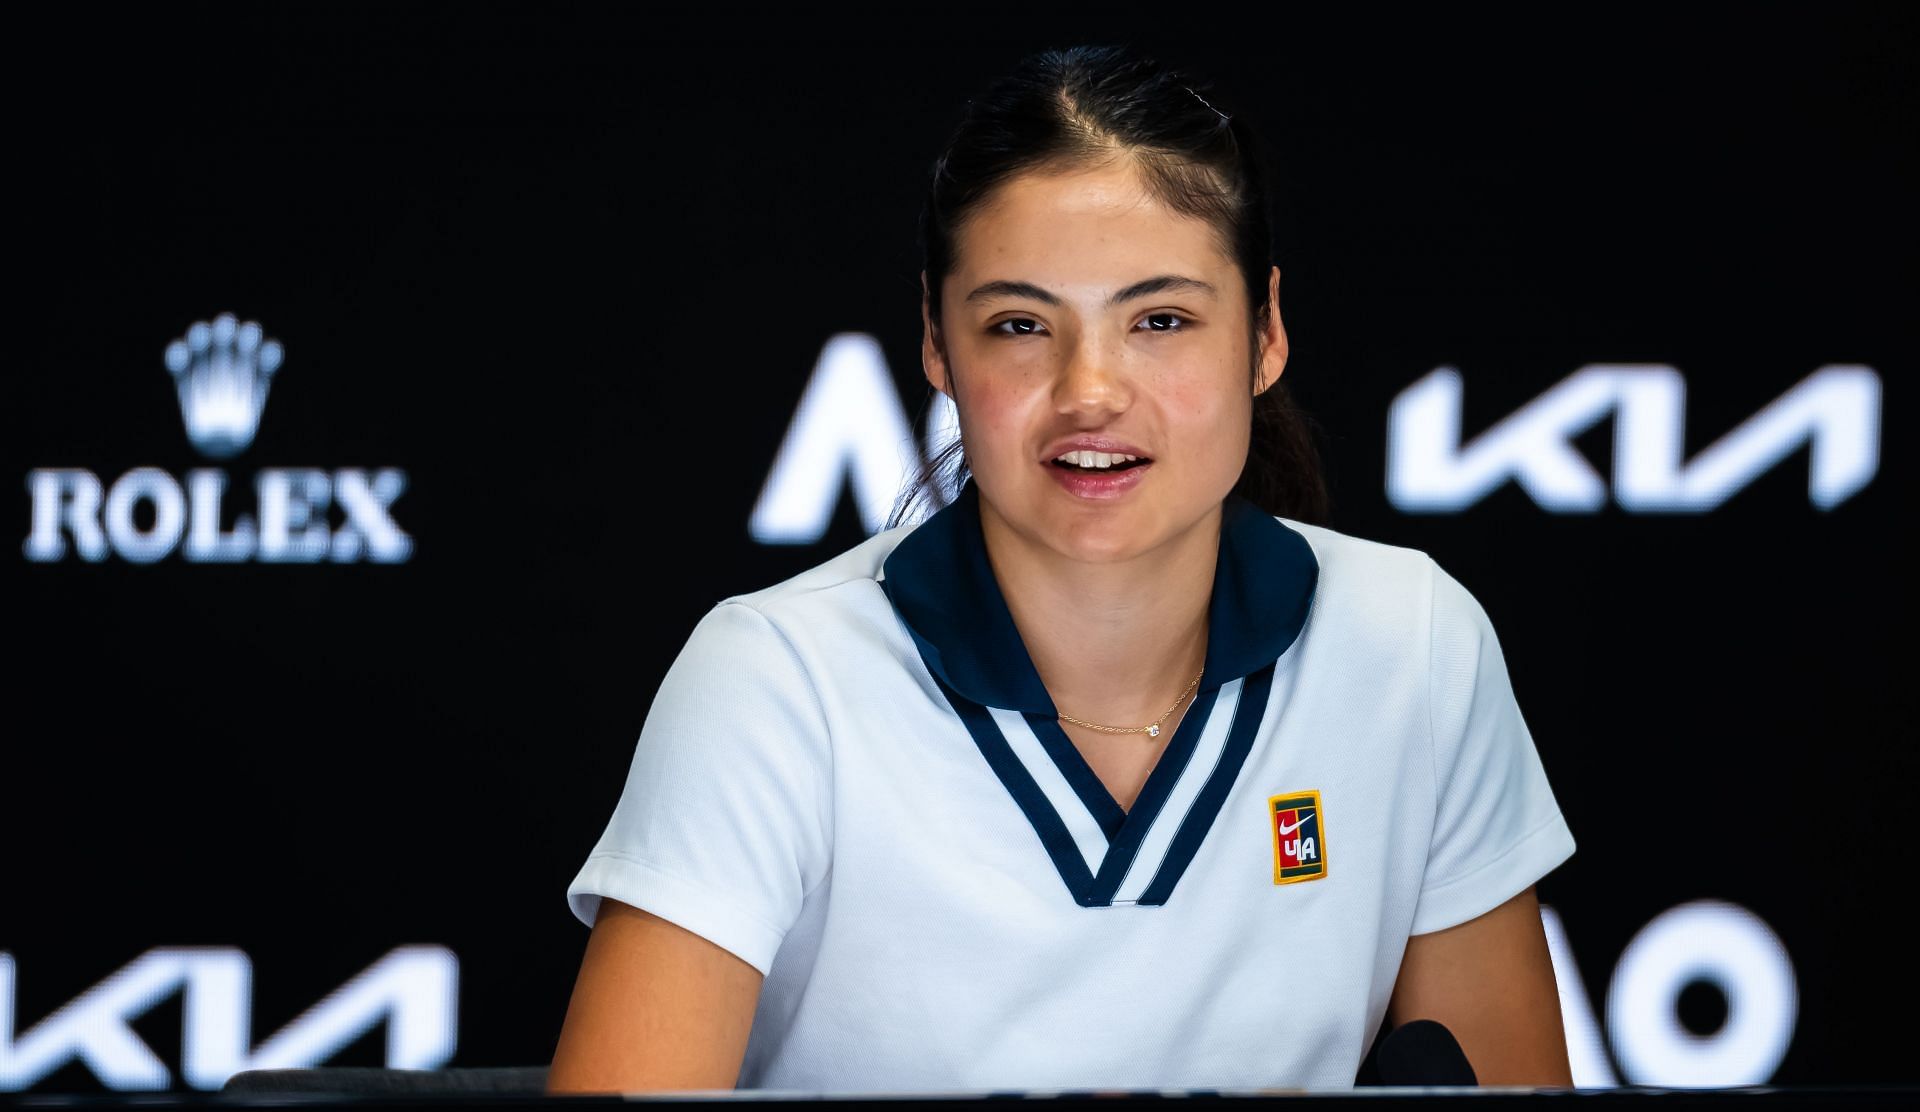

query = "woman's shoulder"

[
  {"left": 1273, "top": 516, "right": 1492, "bottom": 651},
  {"left": 652, "top": 526, "right": 920, "bottom": 712},
  {"left": 1278, "top": 516, "right": 1442, "bottom": 591},
  {"left": 698, "top": 523, "right": 917, "bottom": 643}
]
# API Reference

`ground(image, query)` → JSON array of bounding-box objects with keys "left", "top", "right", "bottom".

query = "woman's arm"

[
  {"left": 1386, "top": 885, "right": 1573, "bottom": 1087},
  {"left": 547, "top": 898, "right": 765, "bottom": 1093}
]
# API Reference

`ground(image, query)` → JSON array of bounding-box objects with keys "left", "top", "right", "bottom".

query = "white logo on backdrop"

[
  {"left": 750, "top": 333, "right": 956, "bottom": 544},
  {"left": 1388, "top": 364, "right": 1882, "bottom": 513},
  {"left": 164, "top": 313, "right": 284, "bottom": 459},
  {"left": 0, "top": 946, "right": 457, "bottom": 1091},
  {"left": 753, "top": 344, "right": 1881, "bottom": 541},
  {"left": 1543, "top": 900, "right": 1797, "bottom": 1088},
  {"left": 23, "top": 314, "right": 413, "bottom": 564}
]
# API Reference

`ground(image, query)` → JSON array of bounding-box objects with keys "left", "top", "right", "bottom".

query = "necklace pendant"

[{"left": 1147, "top": 724, "right": 1160, "bottom": 738}]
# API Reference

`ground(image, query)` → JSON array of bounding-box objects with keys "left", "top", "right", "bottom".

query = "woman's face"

[{"left": 923, "top": 158, "right": 1287, "bottom": 567}]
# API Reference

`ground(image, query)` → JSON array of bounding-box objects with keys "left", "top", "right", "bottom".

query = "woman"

[{"left": 549, "top": 44, "right": 1575, "bottom": 1093}]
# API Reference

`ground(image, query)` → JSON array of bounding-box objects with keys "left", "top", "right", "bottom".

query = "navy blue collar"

[{"left": 879, "top": 479, "right": 1319, "bottom": 714}]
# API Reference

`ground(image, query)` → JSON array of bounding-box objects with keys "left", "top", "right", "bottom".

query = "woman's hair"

[{"left": 889, "top": 43, "right": 1330, "bottom": 529}]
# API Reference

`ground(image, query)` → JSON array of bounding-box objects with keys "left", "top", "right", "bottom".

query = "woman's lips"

[{"left": 1044, "top": 459, "right": 1151, "bottom": 499}]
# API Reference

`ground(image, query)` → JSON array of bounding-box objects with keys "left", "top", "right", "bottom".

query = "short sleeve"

[
  {"left": 1410, "top": 563, "right": 1576, "bottom": 936},
  {"left": 566, "top": 601, "right": 833, "bottom": 975}
]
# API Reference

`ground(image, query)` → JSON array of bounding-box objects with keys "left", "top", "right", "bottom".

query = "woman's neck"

[{"left": 978, "top": 498, "right": 1219, "bottom": 726}]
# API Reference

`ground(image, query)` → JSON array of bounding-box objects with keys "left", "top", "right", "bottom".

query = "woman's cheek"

[
  {"left": 956, "top": 379, "right": 1034, "bottom": 467},
  {"left": 1179, "top": 385, "right": 1254, "bottom": 480},
  {"left": 960, "top": 370, "right": 1036, "bottom": 426}
]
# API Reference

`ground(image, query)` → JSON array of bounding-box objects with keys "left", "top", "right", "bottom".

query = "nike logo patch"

[{"left": 1269, "top": 791, "right": 1329, "bottom": 884}]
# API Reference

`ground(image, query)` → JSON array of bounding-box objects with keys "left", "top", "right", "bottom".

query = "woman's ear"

[
  {"left": 1254, "top": 265, "right": 1288, "bottom": 395},
  {"left": 922, "top": 271, "right": 952, "bottom": 397}
]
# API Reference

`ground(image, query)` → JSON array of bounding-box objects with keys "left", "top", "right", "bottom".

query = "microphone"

[{"left": 1375, "top": 1019, "right": 1478, "bottom": 1086}]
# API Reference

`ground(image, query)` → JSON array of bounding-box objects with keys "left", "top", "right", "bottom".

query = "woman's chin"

[{"left": 1045, "top": 517, "right": 1164, "bottom": 566}]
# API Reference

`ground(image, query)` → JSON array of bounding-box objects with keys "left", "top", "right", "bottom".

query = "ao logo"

[
  {"left": 23, "top": 313, "right": 413, "bottom": 564},
  {"left": 750, "top": 341, "right": 1883, "bottom": 541},
  {"left": 750, "top": 333, "right": 956, "bottom": 544},
  {"left": 0, "top": 946, "right": 457, "bottom": 1091},
  {"left": 1545, "top": 900, "right": 1798, "bottom": 1088}
]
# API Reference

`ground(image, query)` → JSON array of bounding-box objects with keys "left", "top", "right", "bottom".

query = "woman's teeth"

[{"left": 1052, "top": 450, "right": 1144, "bottom": 471}]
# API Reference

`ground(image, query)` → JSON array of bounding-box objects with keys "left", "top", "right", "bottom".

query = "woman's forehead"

[{"left": 950, "top": 162, "right": 1234, "bottom": 292}]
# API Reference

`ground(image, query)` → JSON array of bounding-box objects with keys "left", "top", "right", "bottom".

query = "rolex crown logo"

[{"left": 164, "top": 312, "right": 284, "bottom": 459}]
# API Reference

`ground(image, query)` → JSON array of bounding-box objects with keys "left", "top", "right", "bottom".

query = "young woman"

[{"left": 549, "top": 45, "right": 1576, "bottom": 1093}]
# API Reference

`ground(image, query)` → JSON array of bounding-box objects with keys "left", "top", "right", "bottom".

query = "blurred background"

[{"left": 2, "top": 2, "right": 1912, "bottom": 1092}]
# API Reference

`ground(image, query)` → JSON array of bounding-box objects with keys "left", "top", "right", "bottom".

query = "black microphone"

[{"left": 1375, "top": 1019, "right": 1479, "bottom": 1086}]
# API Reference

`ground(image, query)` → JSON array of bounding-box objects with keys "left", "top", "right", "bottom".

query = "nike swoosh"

[{"left": 1277, "top": 813, "right": 1312, "bottom": 836}]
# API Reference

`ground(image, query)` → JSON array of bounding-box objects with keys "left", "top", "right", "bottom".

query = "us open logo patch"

[{"left": 1269, "top": 790, "right": 1327, "bottom": 884}]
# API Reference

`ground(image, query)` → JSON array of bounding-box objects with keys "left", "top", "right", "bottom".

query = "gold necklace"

[{"left": 1056, "top": 668, "right": 1205, "bottom": 739}]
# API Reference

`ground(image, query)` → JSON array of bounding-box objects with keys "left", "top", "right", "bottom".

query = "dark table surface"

[{"left": 6, "top": 1087, "right": 1920, "bottom": 1110}]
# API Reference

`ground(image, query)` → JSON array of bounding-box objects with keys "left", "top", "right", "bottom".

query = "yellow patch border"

[{"left": 1268, "top": 789, "right": 1328, "bottom": 885}]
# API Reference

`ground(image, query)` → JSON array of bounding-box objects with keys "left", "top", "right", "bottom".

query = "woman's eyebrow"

[
  {"left": 964, "top": 275, "right": 1217, "bottom": 307},
  {"left": 1109, "top": 274, "right": 1216, "bottom": 305}
]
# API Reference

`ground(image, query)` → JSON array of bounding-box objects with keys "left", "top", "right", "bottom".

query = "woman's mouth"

[{"left": 1046, "top": 451, "right": 1152, "bottom": 498}]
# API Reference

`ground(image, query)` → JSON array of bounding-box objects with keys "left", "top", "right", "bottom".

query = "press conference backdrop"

[{"left": 3, "top": 4, "right": 1912, "bottom": 1093}]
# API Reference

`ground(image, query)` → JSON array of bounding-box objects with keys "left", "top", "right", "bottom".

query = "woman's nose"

[{"left": 1052, "top": 334, "right": 1131, "bottom": 417}]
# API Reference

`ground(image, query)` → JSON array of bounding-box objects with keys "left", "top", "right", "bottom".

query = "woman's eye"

[{"left": 988, "top": 314, "right": 1187, "bottom": 337}]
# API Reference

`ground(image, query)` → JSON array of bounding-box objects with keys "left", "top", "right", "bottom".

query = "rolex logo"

[
  {"left": 165, "top": 313, "right": 284, "bottom": 459},
  {"left": 23, "top": 312, "right": 412, "bottom": 564}
]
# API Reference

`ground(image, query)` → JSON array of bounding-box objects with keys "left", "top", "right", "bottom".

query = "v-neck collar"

[
  {"left": 877, "top": 478, "right": 1319, "bottom": 907},
  {"left": 879, "top": 477, "right": 1318, "bottom": 712}
]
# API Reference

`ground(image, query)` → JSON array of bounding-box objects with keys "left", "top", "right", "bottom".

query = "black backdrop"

[{"left": 4, "top": 2, "right": 1913, "bottom": 1091}]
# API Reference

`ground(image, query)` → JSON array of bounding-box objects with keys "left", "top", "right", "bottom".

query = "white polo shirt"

[{"left": 567, "top": 478, "right": 1576, "bottom": 1092}]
